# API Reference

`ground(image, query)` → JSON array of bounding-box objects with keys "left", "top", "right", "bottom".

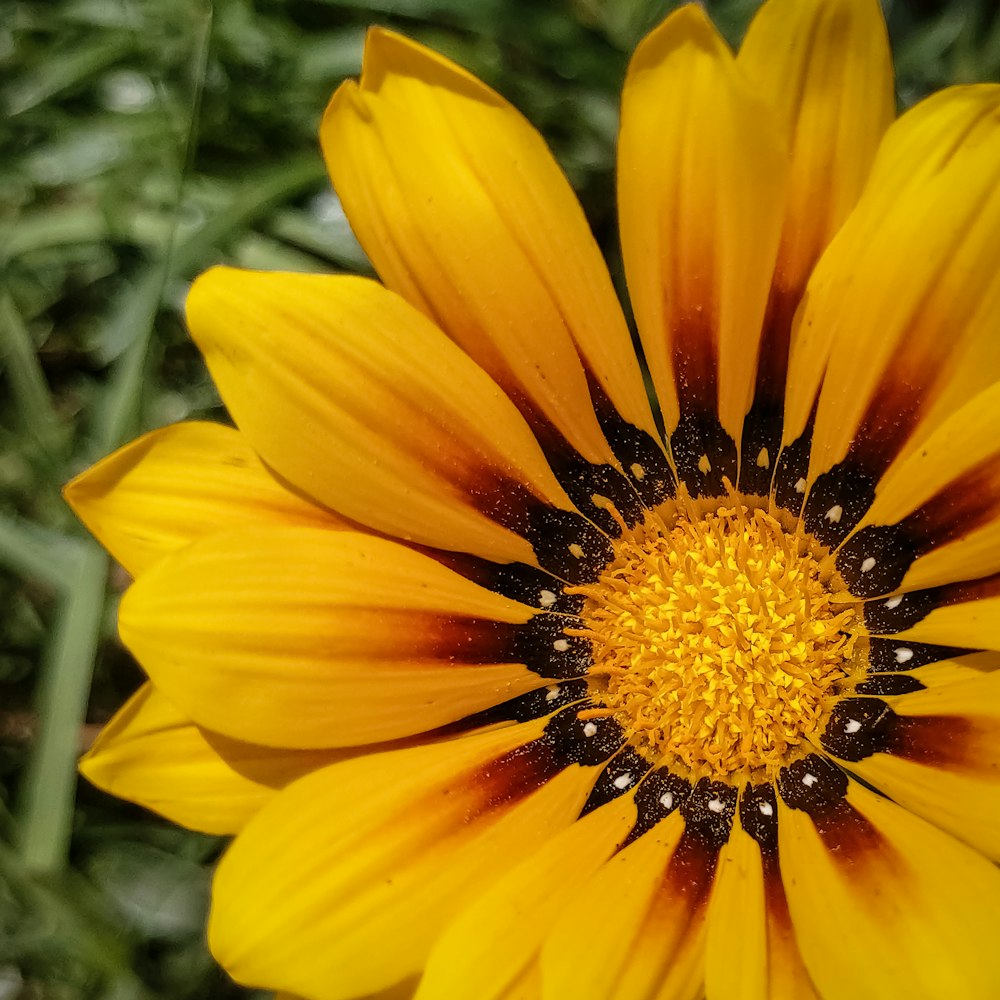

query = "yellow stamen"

[{"left": 574, "top": 496, "right": 860, "bottom": 782}]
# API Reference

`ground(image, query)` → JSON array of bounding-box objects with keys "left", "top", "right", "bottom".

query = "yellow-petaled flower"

[{"left": 65, "top": 0, "right": 1000, "bottom": 997}]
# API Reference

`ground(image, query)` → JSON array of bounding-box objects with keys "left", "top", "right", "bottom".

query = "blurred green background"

[{"left": 2, "top": 0, "right": 999, "bottom": 996}]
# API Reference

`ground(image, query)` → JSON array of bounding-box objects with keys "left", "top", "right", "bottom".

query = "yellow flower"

[{"left": 67, "top": 1, "right": 1000, "bottom": 998}]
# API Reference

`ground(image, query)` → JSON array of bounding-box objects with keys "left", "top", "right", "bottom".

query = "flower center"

[{"left": 574, "top": 498, "right": 859, "bottom": 782}]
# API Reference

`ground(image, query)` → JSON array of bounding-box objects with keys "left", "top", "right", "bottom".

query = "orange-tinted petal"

[
  {"left": 779, "top": 777, "right": 1000, "bottom": 999},
  {"left": 784, "top": 86, "right": 1000, "bottom": 547},
  {"left": 619, "top": 4, "right": 786, "bottom": 494},
  {"left": 323, "top": 29, "right": 660, "bottom": 469},
  {"left": 186, "top": 267, "right": 595, "bottom": 570},
  {"left": 210, "top": 721, "right": 596, "bottom": 1000},
  {"left": 120, "top": 527, "right": 555, "bottom": 748}
]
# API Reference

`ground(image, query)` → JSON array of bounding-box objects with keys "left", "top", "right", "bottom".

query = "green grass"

[{"left": 2, "top": 0, "right": 998, "bottom": 995}]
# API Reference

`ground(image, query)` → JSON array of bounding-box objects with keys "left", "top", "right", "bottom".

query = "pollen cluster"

[{"left": 576, "top": 500, "right": 859, "bottom": 781}]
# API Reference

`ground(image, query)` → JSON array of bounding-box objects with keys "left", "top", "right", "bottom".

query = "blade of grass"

[{"left": 15, "top": 0, "right": 215, "bottom": 878}]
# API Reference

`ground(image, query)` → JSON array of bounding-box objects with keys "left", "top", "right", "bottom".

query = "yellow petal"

[
  {"left": 785, "top": 86, "right": 1000, "bottom": 523},
  {"left": 120, "top": 527, "right": 551, "bottom": 748},
  {"left": 619, "top": 4, "right": 786, "bottom": 493},
  {"left": 704, "top": 822, "right": 767, "bottom": 1000},
  {"left": 739, "top": 0, "right": 892, "bottom": 311},
  {"left": 861, "top": 573, "right": 1000, "bottom": 651},
  {"left": 186, "top": 267, "right": 600, "bottom": 571},
  {"left": 322, "top": 29, "right": 660, "bottom": 469},
  {"left": 735, "top": 0, "right": 892, "bottom": 496},
  {"left": 80, "top": 684, "right": 341, "bottom": 834},
  {"left": 778, "top": 778, "right": 1000, "bottom": 1000},
  {"left": 540, "top": 810, "right": 709, "bottom": 1000},
  {"left": 842, "top": 381, "right": 1000, "bottom": 595},
  {"left": 825, "top": 673, "right": 1000, "bottom": 860},
  {"left": 416, "top": 795, "right": 636, "bottom": 1000},
  {"left": 64, "top": 422, "right": 337, "bottom": 578},
  {"left": 209, "top": 721, "right": 595, "bottom": 1000}
]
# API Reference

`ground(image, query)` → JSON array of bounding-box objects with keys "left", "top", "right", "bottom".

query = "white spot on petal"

[
  {"left": 756, "top": 447, "right": 770, "bottom": 469},
  {"left": 659, "top": 791, "right": 674, "bottom": 810},
  {"left": 795, "top": 478, "right": 807, "bottom": 494},
  {"left": 861, "top": 556, "right": 876, "bottom": 573},
  {"left": 758, "top": 801, "right": 774, "bottom": 817},
  {"left": 545, "top": 685, "right": 561, "bottom": 702},
  {"left": 698, "top": 454, "right": 712, "bottom": 475},
  {"left": 568, "top": 543, "right": 585, "bottom": 560},
  {"left": 802, "top": 773, "right": 818, "bottom": 787},
  {"left": 825, "top": 505, "right": 843, "bottom": 524},
  {"left": 630, "top": 462, "right": 646, "bottom": 481},
  {"left": 613, "top": 773, "right": 633, "bottom": 790},
  {"left": 552, "top": 638, "right": 570, "bottom": 652},
  {"left": 885, "top": 595, "right": 903, "bottom": 609},
  {"left": 583, "top": 721, "right": 598, "bottom": 737},
  {"left": 708, "top": 798, "right": 725, "bottom": 813},
  {"left": 539, "top": 589, "right": 557, "bottom": 608},
  {"left": 845, "top": 718, "right": 862, "bottom": 734},
  {"left": 894, "top": 647, "right": 914, "bottom": 664}
]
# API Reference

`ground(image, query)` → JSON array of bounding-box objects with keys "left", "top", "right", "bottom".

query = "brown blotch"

[
  {"left": 888, "top": 713, "right": 980, "bottom": 771},
  {"left": 902, "top": 455, "right": 1000, "bottom": 550},
  {"left": 465, "top": 735, "right": 564, "bottom": 819},
  {"left": 663, "top": 826, "right": 720, "bottom": 912},
  {"left": 810, "top": 798, "right": 885, "bottom": 867}
]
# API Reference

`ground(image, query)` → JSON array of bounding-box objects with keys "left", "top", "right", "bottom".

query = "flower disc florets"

[{"left": 576, "top": 497, "right": 860, "bottom": 782}]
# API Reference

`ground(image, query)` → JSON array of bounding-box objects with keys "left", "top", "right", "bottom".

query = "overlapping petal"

[
  {"left": 81, "top": 684, "right": 344, "bottom": 834},
  {"left": 784, "top": 85, "right": 1000, "bottom": 544},
  {"left": 778, "top": 780, "right": 1000, "bottom": 1000},
  {"left": 187, "top": 267, "right": 584, "bottom": 567},
  {"left": 64, "top": 422, "right": 338, "bottom": 577},
  {"left": 119, "top": 527, "right": 551, "bottom": 748},
  {"left": 322, "top": 29, "right": 659, "bottom": 470},
  {"left": 210, "top": 721, "right": 597, "bottom": 1000},
  {"left": 619, "top": 4, "right": 786, "bottom": 494}
]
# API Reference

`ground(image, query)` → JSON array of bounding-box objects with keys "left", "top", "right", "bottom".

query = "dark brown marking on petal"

[
  {"left": 510, "top": 614, "right": 593, "bottom": 680},
  {"left": 520, "top": 503, "right": 614, "bottom": 584},
  {"left": 503, "top": 384, "right": 643, "bottom": 535},
  {"left": 840, "top": 356, "right": 929, "bottom": 497},
  {"left": 669, "top": 410, "right": 738, "bottom": 499},
  {"left": 866, "top": 637, "right": 976, "bottom": 672},
  {"left": 584, "top": 371, "right": 677, "bottom": 510},
  {"left": 580, "top": 745, "right": 654, "bottom": 816},
  {"left": 862, "top": 589, "right": 937, "bottom": 633},
  {"left": 836, "top": 525, "right": 920, "bottom": 599},
  {"left": 760, "top": 850, "right": 792, "bottom": 930},
  {"left": 802, "top": 459, "right": 878, "bottom": 549},
  {"left": 899, "top": 455, "right": 1000, "bottom": 548},
  {"left": 772, "top": 417, "right": 814, "bottom": 516},
  {"left": 839, "top": 456, "right": 1000, "bottom": 599},
  {"left": 433, "top": 678, "right": 590, "bottom": 737},
  {"left": 621, "top": 768, "right": 691, "bottom": 848},
  {"left": 739, "top": 401, "right": 782, "bottom": 499},
  {"left": 679, "top": 778, "right": 737, "bottom": 853},
  {"left": 854, "top": 674, "right": 926, "bottom": 696},
  {"left": 810, "top": 799, "right": 884, "bottom": 864},
  {"left": 864, "top": 569, "right": 1000, "bottom": 634},
  {"left": 820, "top": 698, "right": 896, "bottom": 761},
  {"left": 427, "top": 552, "right": 586, "bottom": 617},
  {"left": 665, "top": 818, "right": 724, "bottom": 910},
  {"left": 469, "top": 737, "right": 569, "bottom": 816},
  {"left": 887, "top": 713, "right": 979, "bottom": 771},
  {"left": 779, "top": 757, "right": 884, "bottom": 862},
  {"left": 739, "top": 782, "right": 779, "bottom": 856},
  {"left": 777, "top": 753, "right": 848, "bottom": 813},
  {"left": 544, "top": 704, "right": 624, "bottom": 767},
  {"left": 739, "top": 289, "right": 799, "bottom": 498}
]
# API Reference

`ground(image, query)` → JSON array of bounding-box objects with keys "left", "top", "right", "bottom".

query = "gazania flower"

[{"left": 68, "top": 0, "right": 1000, "bottom": 997}]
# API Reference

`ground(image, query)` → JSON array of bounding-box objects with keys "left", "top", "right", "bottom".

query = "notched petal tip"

[{"left": 359, "top": 26, "right": 503, "bottom": 107}]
